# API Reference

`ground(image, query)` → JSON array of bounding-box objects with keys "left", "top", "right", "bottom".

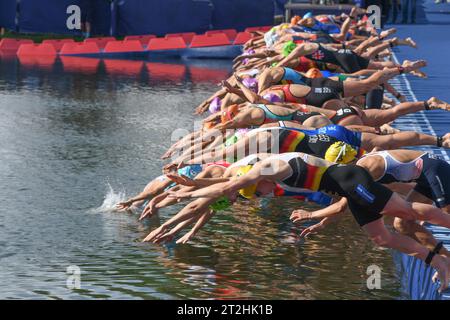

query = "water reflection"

[{"left": 0, "top": 55, "right": 404, "bottom": 299}]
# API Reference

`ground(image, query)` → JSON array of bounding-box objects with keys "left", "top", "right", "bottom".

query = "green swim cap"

[
  {"left": 282, "top": 41, "right": 297, "bottom": 57},
  {"left": 209, "top": 196, "right": 232, "bottom": 212},
  {"left": 224, "top": 134, "right": 239, "bottom": 147},
  {"left": 338, "top": 74, "right": 349, "bottom": 81}
]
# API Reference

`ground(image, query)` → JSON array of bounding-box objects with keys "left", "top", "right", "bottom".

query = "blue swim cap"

[
  {"left": 164, "top": 164, "right": 203, "bottom": 191},
  {"left": 303, "top": 12, "right": 313, "bottom": 19},
  {"left": 177, "top": 164, "right": 203, "bottom": 179}
]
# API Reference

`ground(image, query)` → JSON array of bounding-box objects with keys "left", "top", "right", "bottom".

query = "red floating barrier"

[
  {"left": 42, "top": 39, "right": 76, "bottom": 52},
  {"left": 147, "top": 37, "right": 187, "bottom": 51},
  {"left": 84, "top": 37, "right": 116, "bottom": 50},
  {"left": 0, "top": 39, "right": 34, "bottom": 54},
  {"left": 17, "top": 43, "right": 57, "bottom": 56},
  {"left": 18, "top": 55, "right": 56, "bottom": 69},
  {"left": 205, "top": 29, "right": 237, "bottom": 41},
  {"left": 189, "top": 66, "right": 230, "bottom": 83},
  {"left": 165, "top": 32, "right": 196, "bottom": 45},
  {"left": 245, "top": 26, "right": 272, "bottom": 33},
  {"left": 260, "top": 26, "right": 273, "bottom": 32},
  {"left": 60, "top": 57, "right": 100, "bottom": 74},
  {"left": 146, "top": 62, "right": 187, "bottom": 82},
  {"left": 124, "top": 35, "right": 156, "bottom": 46},
  {"left": 103, "top": 40, "right": 144, "bottom": 53},
  {"left": 233, "top": 32, "right": 253, "bottom": 45},
  {"left": 104, "top": 59, "right": 144, "bottom": 76},
  {"left": 60, "top": 42, "right": 101, "bottom": 55},
  {"left": 190, "top": 33, "right": 231, "bottom": 48}
]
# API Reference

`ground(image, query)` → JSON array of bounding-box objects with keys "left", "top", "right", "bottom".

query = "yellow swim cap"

[
  {"left": 236, "top": 165, "right": 257, "bottom": 199},
  {"left": 325, "top": 142, "right": 358, "bottom": 164}
]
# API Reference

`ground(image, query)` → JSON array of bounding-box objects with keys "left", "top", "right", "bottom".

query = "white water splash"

[{"left": 90, "top": 183, "right": 128, "bottom": 214}]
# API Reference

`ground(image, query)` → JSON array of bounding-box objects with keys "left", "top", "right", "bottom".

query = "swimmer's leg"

[{"left": 257, "top": 67, "right": 284, "bottom": 94}]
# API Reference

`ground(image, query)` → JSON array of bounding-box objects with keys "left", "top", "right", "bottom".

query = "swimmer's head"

[
  {"left": 236, "top": 165, "right": 258, "bottom": 199},
  {"left": 209, "top": 196, "right": 232, "bottom": 212},
  {"left": 305, "top": 68, "right": 323, "bottom": 79},
  {"left": 263, "top": 93, "right": 283, "bottom": 103},
  {"left": 325, "top": 141, "right": 358, "bottom": 164},
  {"left": 221, "top": 104, "right": 240, "bottom": 124},
  {"left": 203, "top": 121, "right": 216, "bottom": 130},
  {"left": 209, "top": 97, "right": 221, "bottom": 114},
  {"left": 299, "top": 17, "right": 316, "bottom": 28},
  {"left": 291, "top": 15, "right": 301, "bottom": 26},
  {"left": 303, "top": 12, "right": 314, "bottom": 19},
  {"left": 242, "top": 77, "right": 259, "bottom": 93},
  {"left": 316, "top": 15, "right": 331, "bottom": 24},
  {"left": 177, "top": 164, "right": 203, "bottom": 180},
  {"left": 282, "top": 41, "right": 297, "bottom": 57},
  {"left": 236, "top": 165, "right": 276, "bottom": 199},
  {"left": 236, "top": 128, "right": 250, "bottom": 136}
]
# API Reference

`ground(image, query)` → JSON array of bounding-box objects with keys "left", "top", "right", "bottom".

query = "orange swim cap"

[
  {"left": 290, "top": 15, "right": 301, "bottom": 26},
  {"left": 221, "top": 104, "right": 239, "bottom": 124},
  {"left": 305, "top": 68, "right": 323, "bottom": 78}
]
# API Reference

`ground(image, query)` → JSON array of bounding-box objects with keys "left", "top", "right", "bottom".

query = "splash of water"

[{"left": 90, "top": 183, "right": 128, "bottom": 214}]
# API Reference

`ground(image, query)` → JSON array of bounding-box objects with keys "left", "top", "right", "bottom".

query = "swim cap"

[
  {"left": 209, "top": 97, "right": 221, "bottom": 114},
  {"left": 325, "top": 141, "right": 358, "bottom": 164},
  {"left": 224, "top": 133, "right": 239, "bottom": 147},
  {"left": 291, "top": 15, "right": 301, "bottom": 26},
  {"left": 164, "top": 164, "right": 203, "bottom": 191},
  {"left": 316, "top": 16, "right": 331, "bottom": 24},
  {"left": 236, "top": 165, "right": 257, "bottom": 199},
  {"left": 209, "top": 196, "right": 232, "bottom": 212},
  {"left": 282, "top": 41, "right": 297, "bottom": 57},
  {"left": 305, "top": 68, "right": 323, "bottom": 78},
  {"left": 221, "top": 104, "right": 239, "bottom": 124},
  {"left": 303, "top": 12, "right": 314, "bottom": 19},
  {"left": 178, "top": 164, "right": 203, "bottom": 179},
  {"left": 236, "top": 128, "right": 250, "bottom": 136},
  {"left": 242, "top": 77, "right": 259, "bottom": 93},
  {"left": 203, "top": 121, "right": 215, "bottom": 130},
  {"left": 263, "top": 93, "right": 283, "bottom": 103}
]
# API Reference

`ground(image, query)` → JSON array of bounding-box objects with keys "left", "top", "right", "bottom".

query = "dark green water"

[{"left": 0, "top": 56, "right": 404, "bottom": 299}]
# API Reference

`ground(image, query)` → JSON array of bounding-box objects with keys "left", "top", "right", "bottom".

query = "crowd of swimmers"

[{"left": 116, "top": 7, "right": 450, "bottom": 292}]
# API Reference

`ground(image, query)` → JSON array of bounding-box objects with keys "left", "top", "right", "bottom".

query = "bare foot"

[
  {"left": 402, "top": 60, "right": 427, "bottom": 73},
  {"left": 405, "top": 37, "right": 417, "bottom": 49},
  {"left": 410, "top": 70, "right": 428, "bottom": 78},
  {"left": 427, "top": 97, "right": 450, "bottom": 111},
  {"left": 379, "top": 28, "right": 397, "bottom": 39}
]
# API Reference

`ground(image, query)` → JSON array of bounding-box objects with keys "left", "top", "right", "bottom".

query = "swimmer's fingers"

[
  {"left": 176, "top": 231, "right": 195, "bottom": 244},
  {"left": 116, "top": 200, "right": 133, "bottom": 210},
  {"left": 152, "top": 232, "right": 174, "bottom": 244},
  {"left": 143, "top": 227, "right": 165, "bottom": 243},
  {"left": 139, "top": 200, "right": 157, "bottom": 221},
  {"left": 299, "top": 223, "right": 323, "bottom": 239},
  {"left": 290, "top": 209, "right": 313, "bottom": 223}
]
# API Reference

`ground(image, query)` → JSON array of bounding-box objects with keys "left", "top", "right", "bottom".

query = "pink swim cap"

[
  {"left": 263, "top": 93, "right": 282, "bottom": 103},
  {"left": 242, "top": 77, "right": 258, "bottom": 93},
  {"left": 209, "top": 97, "right": 221, "bottom": 114}
]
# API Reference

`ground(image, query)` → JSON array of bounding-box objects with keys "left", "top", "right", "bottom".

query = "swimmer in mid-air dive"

[{"left": 116, "top": 6, "right": 450, "bottom": 293}]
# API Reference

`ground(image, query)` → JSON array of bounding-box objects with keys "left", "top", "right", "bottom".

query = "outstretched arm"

[{"left": 291, "top": 197, "right": 348, "bottom": 222}]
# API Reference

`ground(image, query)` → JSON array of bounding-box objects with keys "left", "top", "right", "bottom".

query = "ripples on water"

[{"left": 0, "top": 56, "right": 405, "bottom": 299}]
